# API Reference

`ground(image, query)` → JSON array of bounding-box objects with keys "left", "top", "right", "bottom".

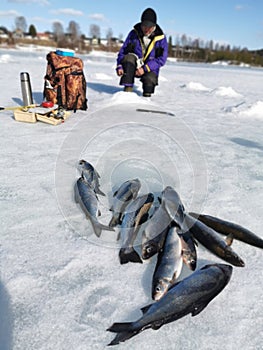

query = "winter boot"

[
  {"left": 124, "top": 86, "right": 133, "bottom": 92},
  {"left": 120, "top": 54, "right": 137, "bottom": 87},
  {"left": 143, "top": 92, "right": 151, "bottom": 97}
]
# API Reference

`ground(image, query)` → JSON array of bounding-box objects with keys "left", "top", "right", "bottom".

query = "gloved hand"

[
  {"left": 136, "top": 58, "right": 144, "bottom": 68},
  {"left": 116, "top": 65, "right": 124, "bottom": 76}
]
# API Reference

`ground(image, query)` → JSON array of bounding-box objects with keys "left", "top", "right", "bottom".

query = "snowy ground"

[{"left": 0, "top": 47, "right": 263, "bottom": 350}]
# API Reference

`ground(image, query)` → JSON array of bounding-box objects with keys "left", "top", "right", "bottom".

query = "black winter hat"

[{"left": 141, "top": 8, "right": 157, "bottom": 27}]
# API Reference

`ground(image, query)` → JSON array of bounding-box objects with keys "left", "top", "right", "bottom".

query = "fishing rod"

[{"left": 0, "top": 104, "right": 37, "bottom": 112}]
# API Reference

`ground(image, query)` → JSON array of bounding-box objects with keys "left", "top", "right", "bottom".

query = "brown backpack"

[{"left": 44, "top": 51, "right": 88, "bottom": 111}]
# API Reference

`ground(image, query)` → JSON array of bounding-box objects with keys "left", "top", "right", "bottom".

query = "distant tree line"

[
  {"left": 167, "top": 35, "right": 263, "bottom": 66},
  {"left": 1, "top": 16, "right": 263, "bottom": 66}
]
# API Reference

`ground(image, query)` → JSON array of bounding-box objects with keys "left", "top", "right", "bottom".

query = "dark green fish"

[
  {"left": 107, "top": 263, "right": 233, "bottom": 346},
  {"left": 189, "top": 212, "right": 263, "bottom": 249}
]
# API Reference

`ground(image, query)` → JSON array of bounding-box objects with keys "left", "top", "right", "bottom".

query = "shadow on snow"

[{"left": 0, "top": 282, "right": 13, "bottom": 350}]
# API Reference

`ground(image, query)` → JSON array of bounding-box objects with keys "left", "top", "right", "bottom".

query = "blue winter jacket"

[{"left": 116, "top": 23, "right": 168, "bottom": 77}]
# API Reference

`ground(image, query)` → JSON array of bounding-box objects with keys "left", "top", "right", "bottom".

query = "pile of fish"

[{"left": 74, "top": 160, "right": 263, "bottom": 346}]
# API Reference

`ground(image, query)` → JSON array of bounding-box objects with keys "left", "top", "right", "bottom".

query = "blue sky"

[{"left": 0, "top": 0, "right": 263, "bottom": 49}]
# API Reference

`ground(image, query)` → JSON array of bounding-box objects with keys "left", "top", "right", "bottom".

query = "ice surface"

[{"left": 0, "top": 48, "right": 263, "bottom": 350}]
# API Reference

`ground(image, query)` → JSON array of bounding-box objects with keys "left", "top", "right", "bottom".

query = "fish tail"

[
  {"left": 92, "top": 222, "right": 115, "bottom": 237},
  {"left": 109, "top": 214, "right": 122, "bottom": 228},
  {"left": 107, "top": 322, "right": 139, "bottom": 346},
  {"left": 119, "top": 248, "right": 143, "bottom": 264},
  {"left": 109, "top": 216, "right": 118, "bottom": 228},
  {"left": 96, "top": 188, "right": 106, "bottom": 196}
]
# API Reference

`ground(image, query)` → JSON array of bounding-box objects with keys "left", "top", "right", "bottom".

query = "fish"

[
  {"left": 178, "top": 229, "right": 197, "bottom": 271},
  {"left": 107, "top": 263, "right": 233, "bottom": 346},
  {"left": 160, "top": 186, "right": 198, "bottom": 270},
  {"left": 152, "top": 226, "right": 183, "bottom": 300},
  {"left": 119, "top": 193, "right": 154, "bottom": 264},
  {"left": 141, "top": 200, "right": 172, "bottom": 260},
  {"left": 189, "top": 212, "right": 263, "bottom": 249},
  {"left": 185, "top": 214, "right": 245, "bottom": 267},
  {"left": 109, "top": 178, "right": 141, "bottom": 228},
  {"left": 141, "top": 226, "right": 170, "bottom": 260},
  {"left": 159, "top": 187, "right": 244, "bottom": 267},
  {"left": 161, "top": 186, "right": 185, "bottom": 227},
  {"left": 78, "top": 159, "right": 105, "bottom": 196},
  {"left": 75, "top": 176, "right": 114, "bottom": 237}
]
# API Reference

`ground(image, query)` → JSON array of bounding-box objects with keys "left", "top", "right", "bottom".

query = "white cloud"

[
  {"left": 0, "top": 10, "right": 20, "bottom": 17},
  {"left": 88, "top": 13, "right": 106, "bottom": 22},
  {"left": 49, "top": 8, "right": 84, "bottom": 17},
  {"left": 235, "top": 5, "right": 245, "bottom": 11},
  {"left": 8, "top": 0, "right": 50, "bottom": 5}
]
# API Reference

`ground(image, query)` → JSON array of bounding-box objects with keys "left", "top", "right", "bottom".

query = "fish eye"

[{"left": 146, "top": 246, "right": 153, "bottom": 253}]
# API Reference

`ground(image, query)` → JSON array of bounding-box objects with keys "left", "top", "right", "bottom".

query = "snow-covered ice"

[{"left": 0, "top": 47, "right": 263, "bottom": 350}]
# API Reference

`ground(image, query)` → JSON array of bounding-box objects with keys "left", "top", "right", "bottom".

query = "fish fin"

[
  {"left": 189, "top": 212, "right": 200, "bottom": 219},
  {"left": 98, "top": 209, "right": 101, "bottom": 217},
  {"left": 107, "top": 323, "right": 139, "bottom": 346},
  {"left": 107, "top": 322, "right": 134, "bottom": 333},
  {"left": 110, "top": 213, "right": 123, "bottom": 228},
  {"left": 119, "top": 248, "right": 143, "bottom": 264},
  {"left": 109, "top": 215, "right": 118, "bottom": 228},
  {"left": 191, "top": 301, "right": 210, "bottom": 316},
  {"left": 225, "top": 233, "right": 234, "bottom": 246},
  {"left": 193, "top": 237, "right": 199, "bottom": 247},
  {"left": 92, "top": 222, "right": 115, "bottom": 237},
  {"left": 96, "top": 188, "right": 106, "bottom": 196},
  {"left": 94, "top": 169, "right": 101, "bottom": 178},
  {"left": 140, "top": 304, "right": 152, "bottom": 314},
  {"left": 172, "top": 270, "right": 180, "bottom": 282},
  {"left": 116, "top": 230, "right": 121, "bottom": 241},
  {"left": 151, "top": 321, "right": 164, "bottom": 330}
]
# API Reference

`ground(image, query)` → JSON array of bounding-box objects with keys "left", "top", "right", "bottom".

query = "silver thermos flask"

[{"left": 20, "top": 72, "right": 33, "bottom": 106}]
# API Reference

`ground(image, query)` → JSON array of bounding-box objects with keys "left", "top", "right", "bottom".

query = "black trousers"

[{"left": 120, "top": 53, "right": 158, "bottom": 94}]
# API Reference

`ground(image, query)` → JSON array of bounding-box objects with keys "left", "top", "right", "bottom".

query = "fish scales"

[
  {"left": 185, "top": 214, "right": 245, "bottom": 267},
  {"left": 141, "top": 202, "right": 172, "bottom": 260},
  {"left": 78, "top": 159, "right": 105, "bottom": 196},
  {"left": 109, "top": 178, "right": 141, "bottom": 227},
  {"left": 75, "top": 176, "right": 114, "bottom": 237},
  {"left": 189, "top": 212, "right": 263, "bottom": 249},
  {"left": 107, "top": 263, "right": 233, "bottom": 346},
  {"left": 152, "top": 226, "right": 183, "bottom": 300},
  {"left": 119, "top": 193, "right": 154, "bottom": 264}
]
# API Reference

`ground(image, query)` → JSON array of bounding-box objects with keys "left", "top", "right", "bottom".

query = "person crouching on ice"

[{"left": 116, "top": 8, "right": 168, "bottom": 97}]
